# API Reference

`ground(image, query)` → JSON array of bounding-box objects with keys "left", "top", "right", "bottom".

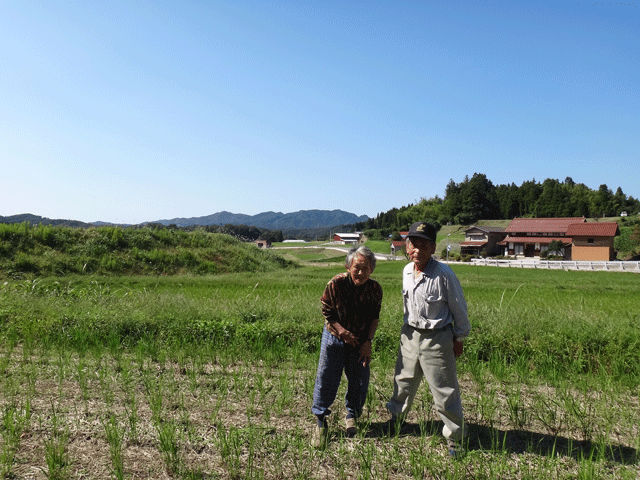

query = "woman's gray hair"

[{"left": 345, "top": 245, "right": 376, "bottom": 272}]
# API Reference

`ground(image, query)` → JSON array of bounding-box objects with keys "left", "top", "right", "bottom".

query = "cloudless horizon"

[{"left": 2, "top": 1, "right": 638, "bottom": 224}]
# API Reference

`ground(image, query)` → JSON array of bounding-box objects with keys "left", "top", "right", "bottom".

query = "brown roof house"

[
  {"left": 499, "top": 217, "right": 619, "bottom": 260},
  {"left": 390, "top": 240, "right": 406, "bottom": 255},
  {"left": 566, "top": 222, "right": 620, "bottom": 261},
  {"left": 460, "top": 226, "right": 507, "bottom": 257}
]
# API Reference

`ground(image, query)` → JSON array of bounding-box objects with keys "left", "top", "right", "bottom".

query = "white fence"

[{"left": 470, "top": 258, "right": 640, "bottom": 273}]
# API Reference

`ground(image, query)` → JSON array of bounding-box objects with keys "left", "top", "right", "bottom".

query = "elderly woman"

[{"left": 310, "top": 245, "right": 383, "bottom": 447}]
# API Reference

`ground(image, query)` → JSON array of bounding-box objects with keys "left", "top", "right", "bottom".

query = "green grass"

[
  {"left": 274, "top": 247, "right": 347, "bottom": 264},
  {"left": 0, "top": 250, "right": 639, "bottom": 477},
  {"left": 363, "top": 240, "right": 394, "bottom": 255},
  {"left": 0, "top": 222, "right": 296, "bottom": 278}
]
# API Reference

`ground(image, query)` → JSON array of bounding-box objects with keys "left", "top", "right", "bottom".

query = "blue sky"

[{"left": 1, "top": 1, "right": 638, "bottom": 224}]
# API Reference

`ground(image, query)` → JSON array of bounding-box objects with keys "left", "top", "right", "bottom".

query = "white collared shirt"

[{"left": 402, "top": 258, "right": 471, "bottom": 339}]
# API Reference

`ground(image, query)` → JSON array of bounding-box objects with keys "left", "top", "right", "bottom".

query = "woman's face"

[{"left": 347, "top": 254, "right": 372, "bottom": 286}]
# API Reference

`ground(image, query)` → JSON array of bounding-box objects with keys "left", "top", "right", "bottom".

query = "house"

[
  {"left": 254, "top": 239, "right": 272, "bottom": 249},
  {"left": 333, "top": 232, "right": 362, "bottom": 244},
  {"left": 499, "top": 217, "right": 585, "bottom": 259},
  {"left": 390, "top": 240, "right": 405, "bottom": 255},
  {"left": 566, "top": 222, "right": 620, "bottom": 261},
  {"left": 459, "top": 226, "right": 507, "bottom": 257},
  {"left": 498, "top": 217, "right": 620, "bottom": 261}
]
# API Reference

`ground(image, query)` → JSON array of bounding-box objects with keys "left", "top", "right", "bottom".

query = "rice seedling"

[
  {"left": 102, "top": 414, "right": 126, "bottom": 480},
  {"left": 156, "top": 419, "right": 181, "bottom": 475},
  {"left": 0, "top": 400, "right": 31, "bottom": 478},
  {"left": 41, "top": 409, "right": 71, "bottom": 480}
]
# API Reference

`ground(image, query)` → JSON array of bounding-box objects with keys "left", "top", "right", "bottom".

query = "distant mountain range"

[
  {"left": 0, "top": 209, "right": 369, "bottom": 231},
  {"left": 154, "top": 210, "right": 368, "bottom": 229},
  {"left": 0, "top": 214, "right": 93, "bottom": 228}
]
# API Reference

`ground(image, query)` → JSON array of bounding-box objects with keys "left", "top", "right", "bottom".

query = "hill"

[
  {"left": 0, "top": 223, "right": 295, "bottom": 278},
  {"left": 153, "top": 209, "right": 368, "bottom": 229},
  {"left": 0, "top": 213, "right": 93, "bottom": 228},
  {"left": 0, "top": 209, "right": 368, "bottom": 231}
]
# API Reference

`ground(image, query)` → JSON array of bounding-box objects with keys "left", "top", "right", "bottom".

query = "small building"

[
  {"left": 333, "top": 233, "right": 362, "bottom": 244},
  {"left": 459, "top": 226, "right": 507, "bottom": 257},
  {"left": 391, "top": 240, "right": 405, "bottom": 255},
  {"left": 254, "top": 239, "right": 272, "bottom": 249},
  {"left": 566, "top": 222, "right": 619, "bottom": 261}
]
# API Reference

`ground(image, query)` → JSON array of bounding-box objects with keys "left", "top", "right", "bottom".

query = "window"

[
  {"left": 515, "top": 245, "right": 524, "bottom": 255},
  {"left": 588, "top": 238, "right": 594, "bottom": 244}
]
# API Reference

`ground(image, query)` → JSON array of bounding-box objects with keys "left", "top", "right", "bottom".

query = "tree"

[
  {"left": 536, "top": 179, "right": 565, "bottom": 217},
  {"left": 613, "top": 187, "right": 627, "bottom": 215},
  {"left": 462, "top": 173, "right": 499, "bottom": 221},
  {"left": 592, "top": 184, "right": 614, "bottom": 218},
  {"left": 442, "top": 179, "right": 462, "bottom": 222},
  {"left": 496, "top": 183, "right": 520, "bottom": 219},
  {"left": 548, "top": 240, "right": 563, "bottom": 256},
  {"left": 518, "top": 180, "right": 543, "bottom": 217},
  {"left": 568, "top": 182, "right": 591, "bottom": 217},
  {"left": 261, "top": 230, "right": 283, "bottom": 243}
]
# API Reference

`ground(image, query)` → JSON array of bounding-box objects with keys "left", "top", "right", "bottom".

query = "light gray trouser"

[{"left": 386, "top": 322, "right": 466, "bottom": 442}]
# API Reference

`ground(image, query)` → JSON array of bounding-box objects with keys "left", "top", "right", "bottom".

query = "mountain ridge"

[
  {"left": 0, "top": 209, "right": 369, "bottom": 230},
  {"left": 153, "top": 209, "right": 368, "bottom": 229}
]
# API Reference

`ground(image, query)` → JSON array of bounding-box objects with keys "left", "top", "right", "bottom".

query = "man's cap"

[{"left": 407, "top": 222, "right": 437, "bottom": 242}]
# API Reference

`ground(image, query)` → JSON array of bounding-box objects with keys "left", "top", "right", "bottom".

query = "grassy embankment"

[
  {"left": 0, "top": 223, "right": 639, "bottom": 478},
  {"left": 0, "top": 222, "right": 294, "bottom": 277}
]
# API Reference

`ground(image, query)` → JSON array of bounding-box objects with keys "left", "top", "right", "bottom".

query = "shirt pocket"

[{"left": 417, "top": 292, "right": 444, "bottom": 319}]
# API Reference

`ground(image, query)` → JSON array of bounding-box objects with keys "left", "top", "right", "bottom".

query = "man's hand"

[
  {"left": 359, "top": 340, "right": 372, "bottom": 367},
  {"left": 453, "top": 339, "right": 464, "bottom": 358}
]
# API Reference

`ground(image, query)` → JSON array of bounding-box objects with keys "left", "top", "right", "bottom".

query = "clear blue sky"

[{"left": 1, "top": 1, "right": 638, "bottom": 224}]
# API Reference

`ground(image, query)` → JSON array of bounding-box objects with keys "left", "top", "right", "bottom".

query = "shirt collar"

[{"left": 409, "top": 257, "right": 435, "bottom": 278}]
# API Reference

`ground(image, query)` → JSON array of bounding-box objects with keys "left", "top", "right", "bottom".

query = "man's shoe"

[
  {"left": 383, "top": 416, "right": 404, "bottom": 436},
  {"left": 345, "top": 417, "right": 357, "bottom": 437},
  {"left": 311, "top": 425, "right": 328, "bottom": 448},
  {"left": 447, "top": 440, "right": 465, "bottom": 459}
]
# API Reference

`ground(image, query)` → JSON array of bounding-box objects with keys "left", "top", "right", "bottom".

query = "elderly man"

[
  {"left": 386, "top": 222, "right": 471, "bottom": 458},
  {"left": 311, "top": 245, "right": 383, "bottom": 447}
]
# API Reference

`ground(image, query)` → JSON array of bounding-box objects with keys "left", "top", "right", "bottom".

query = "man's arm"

[{"left": 445, "top": 270, "right": 471, "bottom": 340}]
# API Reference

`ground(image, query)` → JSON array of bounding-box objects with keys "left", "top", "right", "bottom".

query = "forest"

[{"left": 357, "top": 174, "right": 640, "bottom": 232}]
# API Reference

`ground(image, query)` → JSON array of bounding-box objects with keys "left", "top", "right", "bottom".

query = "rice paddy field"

[{"left": 1, "top": 261, "right": 639, "bottom": 479}]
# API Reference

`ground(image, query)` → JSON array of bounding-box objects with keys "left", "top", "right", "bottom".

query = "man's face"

[
  {"left": 347, "top": 254, "right": 372, "bottom": 286},
  {"left": 406, "top": 237, "right": 435, "bottom": 267}
]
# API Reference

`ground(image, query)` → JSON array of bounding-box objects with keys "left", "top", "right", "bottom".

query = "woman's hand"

[
  {"left": 359, "top": 339, "right": 372, "bottom": 367},
  {"left": 339, "top": 328, "right": 359, "bottom": 347}
]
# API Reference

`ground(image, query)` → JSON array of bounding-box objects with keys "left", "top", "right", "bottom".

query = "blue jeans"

[{"left": 311, "top": 327, "right": 370, "bottom": 420}]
